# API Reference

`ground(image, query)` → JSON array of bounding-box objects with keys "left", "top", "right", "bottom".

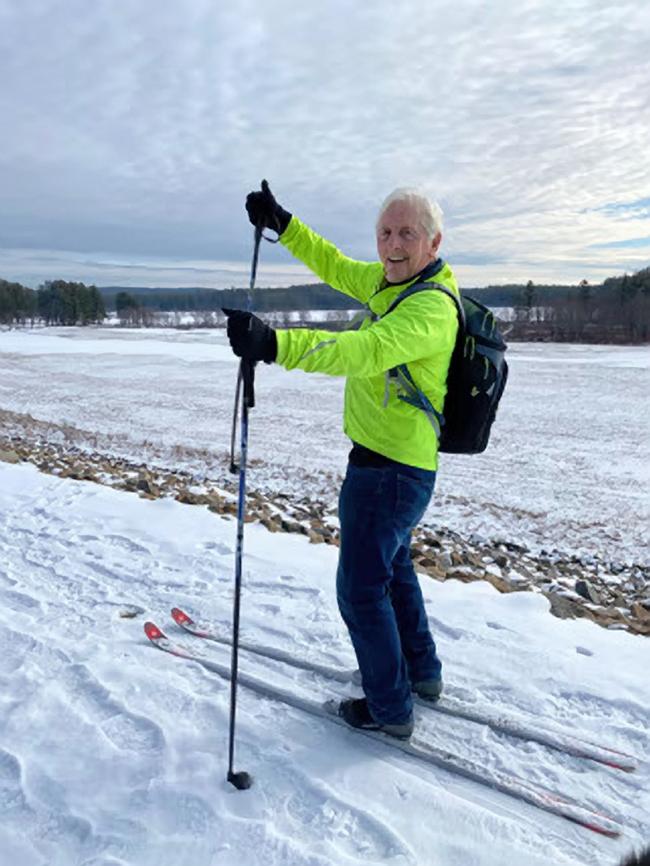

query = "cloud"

[
  {"left": 594, "top": 198, "right": 650, "bottom": 220},
  {"left": 0, "top": 245, "right": 312, "bottom": 290},
  {"left": 590, "top": 236, "right": 650, "bottom": 249},
  {"left": 1, "top": 0, "right": 649, "bottom": 288}
]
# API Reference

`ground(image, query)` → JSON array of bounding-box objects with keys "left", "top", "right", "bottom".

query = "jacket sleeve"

[
  {"left": 280, "top": 216, "right": 383, "bottom": 305},
  {"left": 276, "top": 292, "right": 458, "bottom": 377}
]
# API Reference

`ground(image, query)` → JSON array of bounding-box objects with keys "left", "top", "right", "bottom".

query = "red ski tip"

[
  {"left": 171, "top": 607, "right": 193, "bottom": 626},
  {"left": 581, "top": 821, "right": 620, "bottom": 839},
  {"left": 144, "top": 622, "right": 166, "bottom": 641}
]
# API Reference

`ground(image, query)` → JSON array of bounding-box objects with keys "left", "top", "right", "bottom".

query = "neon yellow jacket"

[{"left": 276, "top": 216, "right": 459, "bottom": 470}]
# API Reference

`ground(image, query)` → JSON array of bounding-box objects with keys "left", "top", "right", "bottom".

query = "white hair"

[{"left": 377, "top": 188, "right": 443, "bottom": 240}]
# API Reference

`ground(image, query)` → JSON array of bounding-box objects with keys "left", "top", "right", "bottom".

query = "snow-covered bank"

[
  {"left": 1, "top": 327, "right": 649, "bottom": 563},
  {"left": 0, "top": 461, "right": 648, "bottom": 865},
  {"left": 2, "top": 434, "right": 649, "bottom": 636}
]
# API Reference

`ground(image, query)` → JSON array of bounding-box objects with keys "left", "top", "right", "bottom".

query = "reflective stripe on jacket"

[{"left": 276, "top": 216, "right": 459, "bottom": 470}]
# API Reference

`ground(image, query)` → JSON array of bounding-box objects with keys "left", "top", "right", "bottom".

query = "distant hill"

[{"left": 98, "top": 283, "right": 363, "bottom": 312}]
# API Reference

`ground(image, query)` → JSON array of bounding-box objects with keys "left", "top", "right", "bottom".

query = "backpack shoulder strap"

[
  {"left": 377, "top": 280, "right": 465, "bottom": 438},
  {"left": 383, "top": 280, "right": 466, "bottom": 329}
]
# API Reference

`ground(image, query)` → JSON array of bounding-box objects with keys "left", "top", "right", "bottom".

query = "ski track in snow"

[{"left": 0, "top": 461, "right": 648, "bottom": 865}]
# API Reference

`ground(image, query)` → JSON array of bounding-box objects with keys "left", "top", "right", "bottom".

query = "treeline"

[
  {"left": 504, "top": 268, "right": 650, "bottom": 342},
  {"left": 0, "top": 279, "right": 106, "bottom": 325},
  {"left": 2, "top": 267, "right": 649, "bottom": 342},
  {"left": 471, "top": 283, "right": 576, "bottom": 307},
  {"left": 0, "top": 279, "right": 36, "bottom": 323},
  {"left": 100, "top": 283, "right": 362, "bottom": 313}
]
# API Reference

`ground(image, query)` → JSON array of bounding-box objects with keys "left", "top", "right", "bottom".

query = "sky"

[{"left": 1, "top": 0, "right": 650, "bottom": 290}]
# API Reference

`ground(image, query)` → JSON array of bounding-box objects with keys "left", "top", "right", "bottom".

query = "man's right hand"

[{"left": 245, "top": 180, "right": 292, "bottom": 235}]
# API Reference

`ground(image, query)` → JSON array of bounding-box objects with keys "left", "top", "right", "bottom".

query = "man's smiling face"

[{"left": 376, "top": 200, "right": 441, "bottom": 284}]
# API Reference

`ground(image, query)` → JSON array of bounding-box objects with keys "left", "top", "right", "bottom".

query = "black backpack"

[{"left": 382, "top": 281, "right": 508, "bottom": 454}]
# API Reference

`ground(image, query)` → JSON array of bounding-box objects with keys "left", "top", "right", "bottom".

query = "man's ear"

[{"left": 431, "top": 232, "right": 442, "bottom": 257}]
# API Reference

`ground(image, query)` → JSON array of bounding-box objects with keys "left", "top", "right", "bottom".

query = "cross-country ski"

[
  {"left": 170, "top": 606, "right": 638, "bottom": 773},
  {"left": 144, "top": 621, "right": 623, "bottom": 838}
]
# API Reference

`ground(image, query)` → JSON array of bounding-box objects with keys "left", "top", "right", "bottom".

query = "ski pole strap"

[
  {"left": 249, "top": 225, "right": 263, "bottom": 295},
  {"left": 229, "top": 365, "right": 243, "bottom": 473},
  {"left": 372, "top": 279, "right": 459, "bottom": 440}
]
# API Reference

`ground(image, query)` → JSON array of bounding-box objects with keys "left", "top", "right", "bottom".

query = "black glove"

[
  {"left": 245, "top": 180, "right": 292, "bottom": 235},
  {"left": 222, "top": 308, "right": 277, "bottom": 363}
]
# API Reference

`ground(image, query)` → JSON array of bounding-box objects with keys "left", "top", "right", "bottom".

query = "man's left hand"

[{"left": 222, "top": 308, "right": 277, "bottom": 363}]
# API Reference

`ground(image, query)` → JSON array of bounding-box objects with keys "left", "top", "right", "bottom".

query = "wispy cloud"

[
  {"left": 1, "top": 0, "right": 649, "bottom": 288},
  {"left": 0, "top": 246, "right": 312, "bottom": 290},
  {"left": 593, "top": 198, "right": 650, "bottom": 220},
  {"left": 590, "top": 236, "right": 650, "bottom": 249}
]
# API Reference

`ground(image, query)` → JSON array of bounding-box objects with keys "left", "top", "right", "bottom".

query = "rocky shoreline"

[{"left": 2, "top": 429, "right": 649, "bottom": 637}]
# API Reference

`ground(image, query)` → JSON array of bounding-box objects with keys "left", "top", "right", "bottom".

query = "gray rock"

[{"left": 574, "top": 579, "right": 603, "bottom": 605}]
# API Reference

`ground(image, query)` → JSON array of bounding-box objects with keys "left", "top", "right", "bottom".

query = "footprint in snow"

[
  {"left": 283, "top": 772, "right": 416, "bottom": 864},
  {"left": 83, "top": 560, "right": 123, "bottom": 581},
  {"left": 260, "top": 603, "right": 281, "bottom": 616},
  {"left": 0, "top": 746, "right": 22, "bottom": 785},
  {"left": 0, "top": 567, "right": 17, "bottom": 587},
  {"left": 575, "top": 646, "right": 594, "bottom": 657},
  {"left": 0, "top": 747, "right": 97, "bottom": 859},
  {"left": 212, "top": 818, "right": 336, "bottom": 866},
  {"left": 128, "top": 786, "right": 219, "bottom": 838},
  {"left": 200, "top": 540, "right": 233, "bottom": 555},
  {"left": 115, "top": 604, "right": 146, "bottom": 619},
  {"left": 248, "top": 578, "right": 320, "bottom": 597},
  {"left": 218, "top": 757, "right": 416, "bottom": 866},
  {"left": 32, "top": 506, "right": 64, "bottom": 523},
  {"left": 2, "top": 589, "right": 42, "bottom": 617},
  {"left": 554, "top": 688, "right": 650, "bottom": 733},
  {"left": 58, "top": 663, "right": 165, "bottom": 754},
  {"left": 104, "top": 535, "right": 151, "bottom": 556},
  {"left": 0, "top": 625, "right": 38, "bottom": 674},
  {"left": 426, "top": 615, "right": 464, "bottom": 641},
  {"left": 486, "top": 620, "right": 513, "bottom": 632}
]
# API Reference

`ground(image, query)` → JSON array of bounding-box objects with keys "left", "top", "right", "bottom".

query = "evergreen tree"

[{"left": 115, "top": 291, "right": 140, "bottom": 324}]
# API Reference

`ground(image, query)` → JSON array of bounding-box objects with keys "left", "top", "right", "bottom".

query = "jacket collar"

[{"left": 377, "top": 258, "right": 445, "bottom": 294}]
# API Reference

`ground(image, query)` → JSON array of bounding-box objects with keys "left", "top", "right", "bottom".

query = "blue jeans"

[{"left": 336, "top": 461, "right": 442, "bottom": 726}]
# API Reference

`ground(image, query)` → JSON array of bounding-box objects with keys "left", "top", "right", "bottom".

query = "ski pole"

[{"left": 226, "top": 224, "right": 262, "bottom": 791}]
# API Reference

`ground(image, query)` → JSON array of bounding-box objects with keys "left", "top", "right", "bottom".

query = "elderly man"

[{"left": 224, "top": 181, "right": 460, "bottom": 739}]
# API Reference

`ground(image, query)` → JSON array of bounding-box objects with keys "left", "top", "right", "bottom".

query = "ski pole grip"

[{"left": 241, "top": 359, "right": 256, "bottom": 409}]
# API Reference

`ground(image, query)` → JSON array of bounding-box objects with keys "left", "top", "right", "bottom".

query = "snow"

[
  {"left": 1, "top": 327, "right": 648, "bottom": 561},
  {"left": 0, "top": 461, "right": 648, "bottom": 865},
  {"left": 1, "top": 327, "right": 649, "bottom": 865}
]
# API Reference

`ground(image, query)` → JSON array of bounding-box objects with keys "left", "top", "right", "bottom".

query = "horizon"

[{"left": 6, "top": 275, "right": 627, "bottom": 295}]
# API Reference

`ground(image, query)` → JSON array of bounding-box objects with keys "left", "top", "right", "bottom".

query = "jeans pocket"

[
  {"left": 395, "top": 472, "right": 435, "bottom": 530},
  {"left": 345, "top": 464, "right": 392, "bottom": 498}
]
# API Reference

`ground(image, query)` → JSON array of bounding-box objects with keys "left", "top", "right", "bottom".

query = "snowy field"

[
  {"left": 1, "top": 327, "right": 649, "bottom": 866},
  {"left": 1, "top": 327, "right": 649, "bottom": 563}
]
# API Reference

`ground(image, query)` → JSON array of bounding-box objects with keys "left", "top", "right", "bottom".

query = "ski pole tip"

[{"left": 228, "top": 770, "right": 253, "bottom": 790}]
